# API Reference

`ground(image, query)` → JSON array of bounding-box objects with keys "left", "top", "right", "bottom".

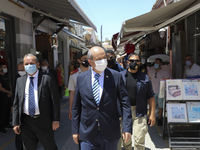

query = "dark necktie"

[
  {"left": 92, "top": 73, "right": 100, "bottom": 105},
  {"left": 29, "top": 77, "right": 35, "bottom": 116}
]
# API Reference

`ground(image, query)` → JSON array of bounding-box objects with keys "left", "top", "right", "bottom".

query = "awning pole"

[{"left": 164, "top": 0, "right": 167, "bottom": 6}]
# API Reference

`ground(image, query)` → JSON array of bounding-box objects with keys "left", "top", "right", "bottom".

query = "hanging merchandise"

[{"left": 124, "top": 44, "right": 135, "bottom": 54}]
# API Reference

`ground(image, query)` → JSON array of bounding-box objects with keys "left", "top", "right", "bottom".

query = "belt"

[{"left": 23, "top": 113, "right": 40, "bottom": 119}]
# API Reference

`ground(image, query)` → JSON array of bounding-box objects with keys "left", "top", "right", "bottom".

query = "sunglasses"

[
  {"left": 128, "top": 59, "right": 140, "bottom": 63},
  {"left": 155, "top": 72, "right": 157, "bottom": 78},
  {"left": 107, "top": 56, "right": 115, "bottom": 60}
]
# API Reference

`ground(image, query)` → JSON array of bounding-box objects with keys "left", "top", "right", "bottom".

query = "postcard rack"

[
  {"left": 163, "top": 99, "right": 200, "bottom": 149},
  {"left": 161, "top": 79, "right": 200, "bottom": 149}
]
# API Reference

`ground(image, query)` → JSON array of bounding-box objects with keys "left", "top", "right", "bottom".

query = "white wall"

[{"left": 0, "top": 0, "right": 32, "bottom": 23}]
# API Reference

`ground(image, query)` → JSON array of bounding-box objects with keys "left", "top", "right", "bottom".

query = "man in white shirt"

[
  {"left": 183, "top": 54, "right": 200, "bottom": 79},
  {"left": 68, "top": 49, "right": 90, "bottom": 120},
  {"left": 13, "top": 54, "right": 60, "bottom": 150}
]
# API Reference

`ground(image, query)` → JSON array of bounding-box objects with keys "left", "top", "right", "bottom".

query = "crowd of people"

[{"left": 0, "top": 45, "right": 199, "bottom": 150}]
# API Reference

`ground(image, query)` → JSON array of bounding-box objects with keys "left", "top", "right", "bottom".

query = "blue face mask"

[
  {"left": 185, "top": 61, "right": 192, "bottom": 66},
  {"left": 25, "top": 64, "right": 37, "bottom": 75},
  {"left": 154, "top": 63, "right": 159, "bottom": 69}
]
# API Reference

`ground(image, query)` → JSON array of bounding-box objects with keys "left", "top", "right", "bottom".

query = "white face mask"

[
  {"left": 18, "top": 71, "right": 26, "bottom": 76},
  {"left": 3, "top": 68, "right": 7, "bottom": 74},
  {"left": 41, "top": 66, "right": 48, "bottom": 71},
  {"left": 94, "top": 59, "right": 107, "bottom": 72}
]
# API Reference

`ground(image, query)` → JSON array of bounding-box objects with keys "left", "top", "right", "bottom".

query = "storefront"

[
  {"left": 186, "top": 10, "right": 200, "bottom": 65},
  {"left": 0, "top": 13, "right": 18, "bottom": 83}
]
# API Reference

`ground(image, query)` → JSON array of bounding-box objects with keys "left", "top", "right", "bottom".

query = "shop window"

[{"left": 0, "top": 18, "right": 6, "bottom": 64}]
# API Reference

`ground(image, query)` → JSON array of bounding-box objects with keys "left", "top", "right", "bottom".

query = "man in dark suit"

[
  {"left": 72, "top": 46, "right": 132, "bottom": 150},
  {"left": 40, "top": 59, "right": 58, "bottom": 86},
  {"left": 12, "top": 54, "right": 60, "bottom": 150},
  {"left": 13, "top": 62, "right": 26, "bottom": 150}
]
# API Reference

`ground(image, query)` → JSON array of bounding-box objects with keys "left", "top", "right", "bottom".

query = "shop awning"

[
  {"left": 16, "top": 0, "right": 97, "bottom": 31},
  {"left": 118, "top": 0, "right": 200, "bottom": 46},
  {"left": 62, "top": 29, "right": 85, "bottom": 42},
  {"left": 112, "top": 32, "right": 141, "bottom": 50}
]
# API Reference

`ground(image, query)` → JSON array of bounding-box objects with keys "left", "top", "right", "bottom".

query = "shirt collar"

[
  {"left": 79, "top": 66, "right": 91, "bottom": 74},
  {"left": 28, "top": 69, "right": 39, "bottom": 78},
  {"left": 91, "top": 67, "right": 104, "bottom": 78}
]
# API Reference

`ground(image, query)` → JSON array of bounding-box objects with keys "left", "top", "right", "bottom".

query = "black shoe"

[
  {"left": 157, "top": 119, "right": 163, "bottom": 126},
  {"left": 0, "top": 128, "right": 7, "bottom": 133}
]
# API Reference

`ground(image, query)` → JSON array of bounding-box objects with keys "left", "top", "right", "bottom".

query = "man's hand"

[
  {"left": 122, "top": 132, "right": 131, "bottom": 143},
  {"left": 7, "top": 91, "right": 12, "bottom": 97},
  {"left": 52, "top": 121, "right": 59, "bottom": 130},
  {"left": 11, "top": 106, "right": 13, "bottom": 113},
  {"left": 68, "top": 109, "right": 72, "bottom": 120},
  {"left": 148, "top": 114, "right": 156, "bottom": 127},
  {"left": 72, "top": 134, "right": 80, "bottom": 144},
  {"left": 13, "top": 125, "right": 21, "bottom": 134}
]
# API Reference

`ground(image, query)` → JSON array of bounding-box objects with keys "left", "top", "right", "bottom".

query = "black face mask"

[
  {"left": 107, "top": 59, "right": 116, "bottom": 67},
  {"left": 81, "top": 60, "right": 89, "bottom": 68},
  {"left": 129, "top": 62, "right": 139, "bottom": 70}
]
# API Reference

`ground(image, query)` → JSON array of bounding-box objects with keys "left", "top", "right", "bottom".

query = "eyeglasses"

[
  {"left": 155, "top": 72, "right": 157, "bottom": 78},
  {"left": 128, "top": 59, "right": 140, "bottom": 63}
]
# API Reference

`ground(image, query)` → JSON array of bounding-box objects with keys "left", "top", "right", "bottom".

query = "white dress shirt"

[
  {"left": 91, "top": 69, "right": 104, "bottom": 102},
  {"left": 24, "top": 70, "right": 40, "bottom": 115}
]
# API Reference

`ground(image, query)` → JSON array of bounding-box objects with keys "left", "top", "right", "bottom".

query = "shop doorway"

[{"left": 0, "top": 14, "right": 16, "bottom": 84}]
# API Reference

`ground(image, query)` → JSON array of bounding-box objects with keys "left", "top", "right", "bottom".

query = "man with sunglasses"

[
  {"left": 148, "top": 58, "right": 169, "bottom": 126},
  {"left": 120, "top": 53, "right": 156, "bottom": 150},
  {"left": 68, "top": 49, "right": 90, "bottom": 120}
]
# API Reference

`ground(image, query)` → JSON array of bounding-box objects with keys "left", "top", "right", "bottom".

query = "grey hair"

[
  {"left": 23, "top": 54, "right": 39, "bottom": 63},
  {"left": 185, "top": 54, "right": 194, "bottom": 60},
  {"left": 41, "top": 59, "right": 48, "bottom": 64},
  {"left": 87, "top": 50, "right": 93, "bottom": 60}
]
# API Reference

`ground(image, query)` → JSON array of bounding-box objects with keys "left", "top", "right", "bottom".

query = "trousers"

[{"left": 117, "top": 106, "right": 148, "bottom": 150}]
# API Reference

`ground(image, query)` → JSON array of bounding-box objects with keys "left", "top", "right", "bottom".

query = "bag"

[{"left": 124, "top": 44, "right": 135, "bottom": 54}]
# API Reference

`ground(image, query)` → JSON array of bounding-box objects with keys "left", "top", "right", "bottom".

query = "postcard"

[
  {"left": 187, "top": 102, "right": 200, "bottom": 122},
  {"left": 167, "top": 103, "right": 188, "bottom": 123},
  {"left": 166, "top": 80, "right": 182, "bottom": 100},
  {"left": 182, "top": 82, "right": 200, "bottom": 100},
  {"left": 159, "top": 80, "right": 166, "bottom": 98}
]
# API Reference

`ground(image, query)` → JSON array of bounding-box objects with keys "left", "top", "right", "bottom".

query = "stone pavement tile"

[{"left": 61, "top": 135, "right": 79, "bottom": 150}]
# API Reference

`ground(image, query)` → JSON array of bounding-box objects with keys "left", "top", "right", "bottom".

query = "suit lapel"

[
  {"left": 86, "top": 69, "right": 95, "bottom": 104},
  {"left": 99, "top": 69, "right": 108, "bottom": 106},
  {"left": 38, "top": 71, "right": 43, "bottom": 99},
  {"left": 21, "top": 75, "right": 27, "bottom": 104}
]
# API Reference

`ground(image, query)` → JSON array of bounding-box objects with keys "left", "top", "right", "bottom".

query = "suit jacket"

[
  {"left": 72, "top": 68, "right": 132, "bottom": 142},
  {"left": 40, "top": 68, "right": 59, "bottom": 87},
  {"left": 49, "top": 68, "right": 58, "bottom": 86},
  {"left": 12, "top": 74, "right": 21, "bottom": 106},
  {"left": 12, "top": 70, "right": 60, "bottom": 126}
]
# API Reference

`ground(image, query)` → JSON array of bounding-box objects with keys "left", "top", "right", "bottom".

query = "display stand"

[
  {"left": 162, "top": 96, "right": 168, "bottom": 140},
  {"left": 162, "top": 79, "right": 200, "bottom": 149}
]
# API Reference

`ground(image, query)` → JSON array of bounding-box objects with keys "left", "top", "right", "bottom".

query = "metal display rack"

[{"left": 162, "top": 98, "right": 200, "bottom": 149}]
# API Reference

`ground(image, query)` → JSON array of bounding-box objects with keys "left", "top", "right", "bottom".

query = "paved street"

[{"left": 0, "top": 97, "right": 188, "bottom": 150}]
